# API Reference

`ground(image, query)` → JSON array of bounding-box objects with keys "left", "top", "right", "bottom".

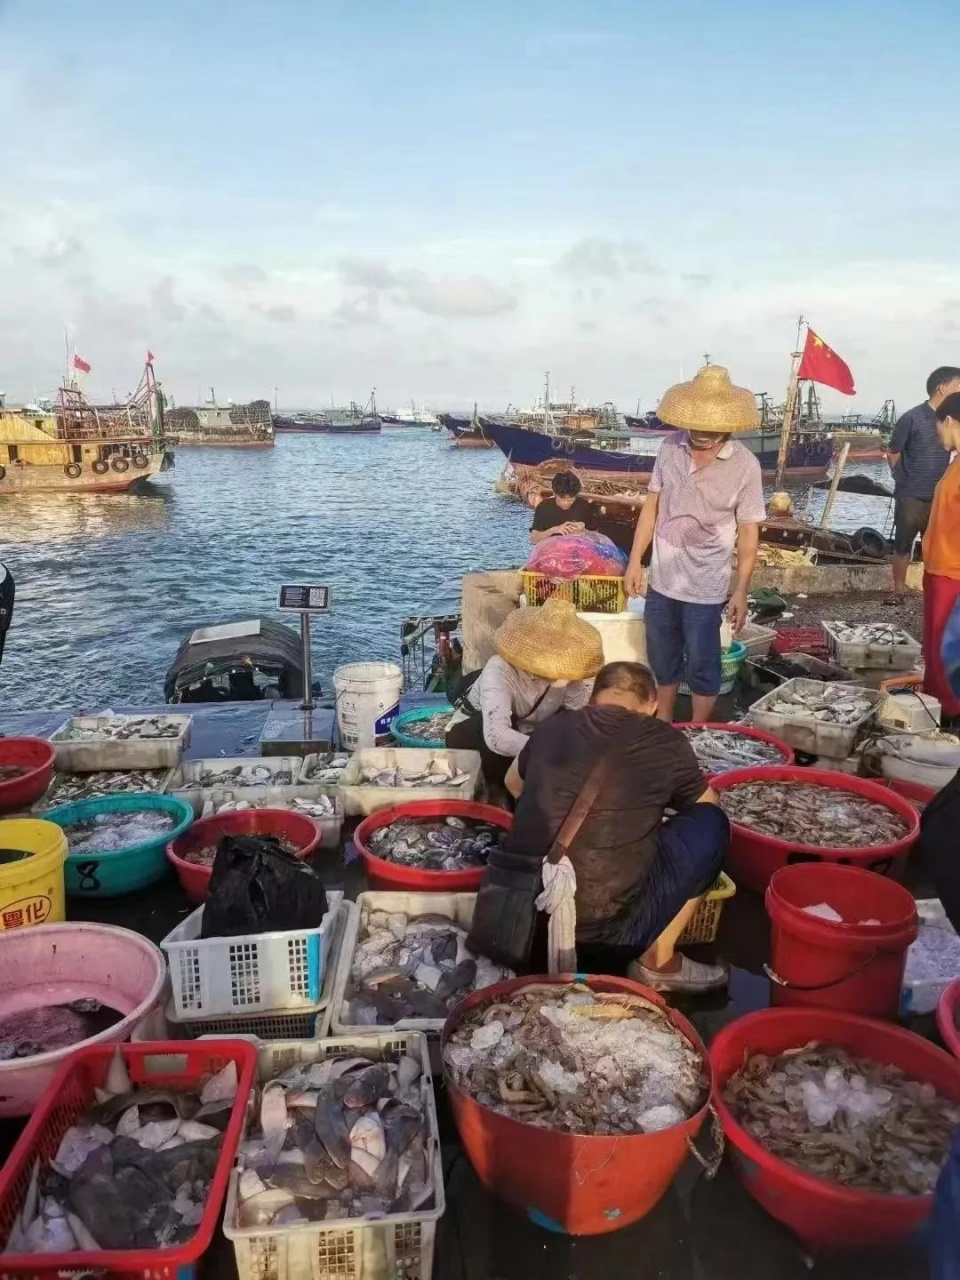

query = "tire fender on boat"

[
  {"left": 0, "top": 464, "right": 5, "bottom": 480},
  {"left": 111, "top": 456, "right": 130, "bottom": 473},
  {"left": 132, "top": 452, "right": 149, "bottom": 469},
  {"left": 92, "top": 458, "right": 109, "bottom": 475},
  {"left": 64, "top": 462, "right": 82, "bottom": 479}
]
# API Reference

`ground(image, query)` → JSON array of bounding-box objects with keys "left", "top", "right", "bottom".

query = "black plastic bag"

[
  {"left": 201, "top": 834, "right": 328, "bottom": 939},
  {"left": 466, "top": 846, "right": 541, "bottom": 970}
]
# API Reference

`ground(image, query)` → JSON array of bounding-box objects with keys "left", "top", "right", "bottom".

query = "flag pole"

[{"left": 773, "top": 315, "right": 805, "bottom": 491}]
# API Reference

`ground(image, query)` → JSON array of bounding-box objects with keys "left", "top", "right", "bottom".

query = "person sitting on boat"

[
  {"left": 504, "top": 660, "right": 729, "bottom": 993},
  {"left": 529, "top": 471, "right": 597, "bottom": 544},
  {"left": 445, "top": 599, "right": 603, "bottom": 792},
  {"left": 624, "top": 365, "right": 765, "bottom": 722},
  {"left": 886, "top": 366, "right": 960, "bottom": 602}
]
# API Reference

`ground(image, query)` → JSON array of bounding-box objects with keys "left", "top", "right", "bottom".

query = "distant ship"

[
  {"left": 167, "top": 390, "right": 274, "bottom": 446},
  {"left": 274, "top": 391, "right": 381, "bottom": 434},
  {"left": 0, "top": 359, "right": 174, "bottom": 493},
  {"left": 381, "top": 402, "right": 439, "bottom": 428}
]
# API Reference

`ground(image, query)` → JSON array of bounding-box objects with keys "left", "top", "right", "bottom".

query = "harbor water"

[{"left": 1, "top": 432, "right": 894, "bottom": 711}]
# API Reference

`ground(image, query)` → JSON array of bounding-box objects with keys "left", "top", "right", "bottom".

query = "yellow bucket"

[{"left": 0, "top": 818, "right": 67, "bottom": 932}]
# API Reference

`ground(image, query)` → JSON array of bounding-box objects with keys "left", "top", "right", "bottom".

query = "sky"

[{"left": 1, "top": 0, "right": 958, "bottom": 414}]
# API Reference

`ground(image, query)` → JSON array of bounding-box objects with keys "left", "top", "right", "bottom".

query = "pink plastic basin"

[{"left": 0, "top": 921, "right": 166, "bottom": 1116}]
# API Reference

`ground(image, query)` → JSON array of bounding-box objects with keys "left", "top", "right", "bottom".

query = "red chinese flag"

[
  {"left": 797, "top": 328, "right": 855, "bottom": 396},
  {"left": 72, "top": 353, "right": 91, "bottom": 374},
  {"left": 146, "top": 350, "right": 154, "bottom": 364}
]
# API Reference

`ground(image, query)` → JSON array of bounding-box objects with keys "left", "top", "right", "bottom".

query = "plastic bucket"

[
  {"left": 0, "top": 921, "right": 166, "bottom": 1116},
  {"left": 45, "top": 792, "right": 194, "bottom": 898},
  {"left": 938, "top": 979, "right": 960, "bottom": 1059},
  {"left": 442, "top": 974, "right": 715, "bottom": 1235},
  {"left": 710, "top": 1007, "right": 960, "bottom": 1251},
  {"left": 0, "top": 737, "right": 56, "bottom": 814},
  {"left": 0, "top": 819, "right": 67, "bottom": 932},
  {"left": 333, "top": 661, "right": 403, "bottom": 750},
  {"left": 765, "top": 864, "right": 918, "bottom": 1019},
  {"left": 166, "top": 807, "right": 322, "bottom": 905},
  {"left": 391, "top": 705, "right": 450, "bottom": 749},
  {"left": 675, "top": 721, "right": 795, "bottom": 773},
  {"left": 354, "top": 799, "right": 512, "bottom": 892},
  {"left": 711, "top": 766, "right": 919, "bottom": 893}
]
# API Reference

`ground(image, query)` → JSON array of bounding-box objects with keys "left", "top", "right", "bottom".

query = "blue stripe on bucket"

[
  {"left": 306, "top": 933, "right": 321, "bottom": 1001},
  {"left": 527, "top": 1207, "right": 568, "bottom": 1234}
]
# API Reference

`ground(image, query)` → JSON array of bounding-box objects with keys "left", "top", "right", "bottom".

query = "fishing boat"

[
  {"left": 0, "top": 360, "right": 174, "bottom": 494},
  {"left": 273, "top": 393, "right": 381, "bottom": 434},
  {"left": 439, "top": 409, "right": 495, "bottom": 448},
  {"left": 167, "top": 391, "right": 274, "bottom": 446},
  {"left": 382, "top": 402, "right": 440, "bottom": 428},
  {"left": 164, "top": 618, "right": 307, "bottom": 703}
]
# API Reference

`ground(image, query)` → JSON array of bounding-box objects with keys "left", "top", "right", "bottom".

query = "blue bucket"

[
  {"left": 45, "top": 792, "right": 195, "bottom": 898},
  {"left": 391, "top": 705, "right": 452, "bottom": 749}
]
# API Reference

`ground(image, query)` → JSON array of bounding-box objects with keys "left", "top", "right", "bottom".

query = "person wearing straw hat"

[
  {"left": 624, "top": 365, "right": 765, "bottom": 722},
  {"left": 445, "top": 599, "right": 604, "bottom": 792}
]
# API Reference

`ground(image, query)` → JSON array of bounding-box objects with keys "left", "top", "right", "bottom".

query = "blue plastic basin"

[
  {"left": 45, "top": 792, "right": 195, "bottom": 898},
  {"left": 391, "top": 705, "right": 451, "bottom": 749}
]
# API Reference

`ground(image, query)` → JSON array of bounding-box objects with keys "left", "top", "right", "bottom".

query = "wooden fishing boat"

[{"left": 0, "top": 360, "right": 174, "bottom": 494}]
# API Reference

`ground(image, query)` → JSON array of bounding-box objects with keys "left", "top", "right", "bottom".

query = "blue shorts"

[
  {"left": 599, "top": 806, "right": 729, "bottom": 955},
  {"left": 645, "top": 587, "right": 724, "bottom": 696}
]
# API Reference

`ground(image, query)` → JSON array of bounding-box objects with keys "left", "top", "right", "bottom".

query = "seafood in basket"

[
  {"left": 57, "top": 716, "right": 183, "bottom": 741},
  {"left": 233, "top": 1052, "right": 434, "bottom": 1224},
  {"left": 60, "top": 807, "right": 180, "bottom": 856},
  {"left": 367, "top": 815, "right": 503, "bottom": 871},
  {"left": 343, "top": 907, "right": 512, "bottom": 1026},
  {"left": 3, "top": 1048, "right": 240, "bottom": 1253},
  {"left": 444, "top": 982, "right": 709, "bottom": 1134},
  {"left": 395, "top": 713, "right": 452, "bottom": 744},
  {"left": 300, "top": 753, "right": 351, "bottom": 784},
  {"left": 198, "top": 793, "right": 336, "bottom": 821},
  {"left": 359, "top": 758, "right": 470, "bottom": 789},
  {"left": 719, "top": 781, "right": 907, "bottom": 847},
  {"left": 723, "top": 1043, "right": 960, "bottom": 1195},
  {"left": 760, "top": 684, "right": 875, "bottom": 725},
  {"left": 185, "top": 762, "right": 296, "bottom": 787},
  {"left": 36, "top": 770, "right": 171, "bottom": 810},
  {"left": 683, "top": 727, "right": 784, "bottom": 774},
  {"left": 825, "top": 622, "right": 916, "bottom": 647}
]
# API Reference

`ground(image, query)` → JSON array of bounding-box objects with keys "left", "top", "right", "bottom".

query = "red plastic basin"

[
  {"left": 354, "top": 799, "right": 512, "bottom": 891},
  {"left": 0, "top": 737, "right": 56, "bottom": 814},
  {"left": 710, "top": 1007, "right": 960, "bottom": 1251},
  {"left": 166, "top": 807, "right": 321, "bottom": 904},
  {"left": 938, "top": 979, "right": 960, "bottom": 1060},
  {"left": 442, "top": 973, "right": 712, "bottom": 1235},
  {"left": 675, "top": 721, "right": 795, "bottom": 774},
  {"left": 711, "top": 766, "right": 920, "bottom": 893}
]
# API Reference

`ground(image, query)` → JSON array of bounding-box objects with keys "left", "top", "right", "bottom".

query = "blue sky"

[{"left": 1, "top": 0, "right": 957, "bottom": 412}]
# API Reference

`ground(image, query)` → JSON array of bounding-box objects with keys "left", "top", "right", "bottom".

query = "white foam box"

[{"left": 50, "top": 714, "right": 192, "bottom": 772}]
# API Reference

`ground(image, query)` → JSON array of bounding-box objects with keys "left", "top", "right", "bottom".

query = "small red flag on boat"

[
  {"left": 146, "top": 350, "right": 154, "bottom": 365},
  {"left": 72, "top": 353, "right": 91, "bottom": 374},
  {"left": 797, "top": 327, "right": 855, "bottom": 396}
]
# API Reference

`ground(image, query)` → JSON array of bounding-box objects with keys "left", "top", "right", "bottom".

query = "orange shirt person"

[{"left": 921, "top": 392, "right": 960, "bottom": 719}]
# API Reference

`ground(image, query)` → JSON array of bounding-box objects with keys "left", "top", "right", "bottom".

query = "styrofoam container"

[
  {"left": 901, "top": 899, "right": 960, "bottom": 1015},
  {"left": 223, "top": 1031, "right": 443, "bottom": 1280},
  {"left": 162, "top": 889, "right": 343, "bottom": 1020},
  {"left": 338, "top": 747, "right": 481, "bottom": 817},
  {"left": 576, "top": 610, "right": 648, "bottom": 664},
  {"left": 332, "top": 890, "right": 480, "bottom": 1035},
  {"left": 878, "top": 733, "right": 960, "bottom": 793},
  {"left": 170, "top": 755, "right": 304, "bottom": 793},
  {"left": 747, "top": 679, "right": 882, "bottom": 759},
  {"left": 177, "top": 785, "right": 343, "bottom": 847},
  {"left": 822, "top": 620, "right": 922, "bottom": 671},
  {"left": 50, "top": 714, "right": 192, "bottom": 772}
]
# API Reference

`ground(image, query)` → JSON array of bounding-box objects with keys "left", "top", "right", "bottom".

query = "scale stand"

[{"left": 259, "top": 583, "right": 336, "bottom": 757}]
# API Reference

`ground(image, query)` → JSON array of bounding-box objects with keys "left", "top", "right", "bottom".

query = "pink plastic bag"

[{"left": 526, "top": 531, "right": 628, "bottom": 580}]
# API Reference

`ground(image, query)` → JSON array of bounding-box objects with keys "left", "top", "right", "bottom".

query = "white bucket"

[{"left": 333, "top": 662, "right": 403, "bottom": 749}]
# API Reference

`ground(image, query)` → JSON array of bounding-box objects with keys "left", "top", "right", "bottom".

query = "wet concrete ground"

[{"left": 0, "top": 699, "right": 941, "bottom": 1278}]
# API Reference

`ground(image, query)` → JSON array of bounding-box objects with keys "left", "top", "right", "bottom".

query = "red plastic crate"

[
  {"left": 770, "top": 625, "right": 828, "bottom": 657},
  {"left": 0, "top": 1039, "right": 257, "bottom": 1280}
]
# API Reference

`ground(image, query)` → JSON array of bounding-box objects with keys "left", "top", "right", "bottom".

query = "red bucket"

[
  {"left": 354, "top": 799, "right": 512, "bottom": 892},
  {"left": 765, "top": 864, "right": 918, "bottom": 1019},
  {"left": 166, "top": 807, "right": 321, "bottom": 904},
  {"left": 938, "top": 979, "right": 960, "bottom": 1059},
  {"left": 710, "top": 1007, "right": 960, "bottom": 1252},
  {"left": 675, "top": 721, "right": 795, "bottom": 772},
  {"left": 711, "top": 766, "right": 919, "bottom": 893},
  {"left": 442, "top": 974, "right": 714, "bottom": 1235},
  {"left": 0, "top": 737, "right": 56, "bottom": 814}
]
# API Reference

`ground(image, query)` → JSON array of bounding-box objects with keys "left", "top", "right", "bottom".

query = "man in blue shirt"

[{"left": 886, "top": 366, "right": 960, "bottom": 599}]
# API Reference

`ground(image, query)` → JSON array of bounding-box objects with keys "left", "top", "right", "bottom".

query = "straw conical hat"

[
  {"left": 495, "top": 599, "right": 604, "bottom": 681},
  {"left": 658, "top": 365, "right": 758, "bottom": 434}
]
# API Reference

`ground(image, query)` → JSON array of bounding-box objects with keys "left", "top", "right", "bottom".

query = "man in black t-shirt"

[
  {"left": 504, "top": 661, "right": 730, "bottom": 993},
  {"left": 529, "top": 471, "right": 596, "bottom": 545}
]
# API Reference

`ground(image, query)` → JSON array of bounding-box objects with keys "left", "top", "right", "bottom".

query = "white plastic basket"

[
  {"left": 738, "top": 621, "right": 777, "bottom": 659},
  {"left": 747, "top": 678, "right": 882, "bottom": 760},
  {"left": 331, "top": 891, "right": 481, "bottom": 1035},
  {"left": 223, "top": 1031, "right": 443, "bottom": 1280},
  {"left": 338, "top": 746, "right": 481, "bottom": 816},
  {"left": 50, "top": 714, "right": 191, "bottom": 771},
  {"left": 176, "top": 785, "right": 344, "bottom": 848},
  {"left": 822, "top": 620, "right": 921, "bottom": 671},
  {"left": 161, "top": 890, "right": 343, "bottom": 1020}
]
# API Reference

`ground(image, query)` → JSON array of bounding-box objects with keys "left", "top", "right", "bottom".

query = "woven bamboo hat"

[
  {"left": 495, "top": 599, "right": 604, "bottom": 681},
  {"left": 658, "top": 364, "right": 758, "bottom": 434}
]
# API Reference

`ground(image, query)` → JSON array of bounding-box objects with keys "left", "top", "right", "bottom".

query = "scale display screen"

[{"left": 277, "top": 585, "right": 331, "bottom": 613}]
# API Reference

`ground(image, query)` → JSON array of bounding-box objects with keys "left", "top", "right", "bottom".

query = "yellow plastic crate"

[
  {"left": 521, "top": 572, "right": 625, "bottom": 614},
  {"left": 677, "top": 871, "right": 737, "bottom": 945}
]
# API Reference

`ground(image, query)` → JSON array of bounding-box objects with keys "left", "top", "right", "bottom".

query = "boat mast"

[
  {"left": 773, "top": 315, "right": 805, "bottom": 490},
  {"left": 543, "top": 370, "right": 551, "bottom": 431}
]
